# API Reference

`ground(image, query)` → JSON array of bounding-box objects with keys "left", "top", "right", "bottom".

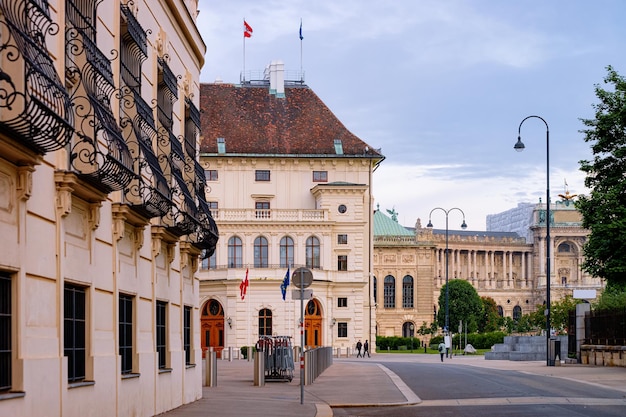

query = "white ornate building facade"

[
  {"left": 0, "top": 1, "right": 217, "bottom": 416},
  {"left": 197, "top": 64, "right": 383, "bottom": 355}
]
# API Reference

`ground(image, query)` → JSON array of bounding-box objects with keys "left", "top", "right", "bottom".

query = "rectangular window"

[
  {"left": 184, "top": 306, "right": 192, "bottom": 365},
  {"left": 337, "top": 234, "right": 348, "bottom": 245},
  {"left": 255, "top": 201, "right": 270, "bottom": 219},
  {"left": 119, "top": 294, "right": 133, "bottom": 375},
  {"left": 338, "top": 255, "right": 348, "bottom": 271},
  {"left": 337, "top": 297, "right": 347, "bottom": 308},
  {"left": 337, "top": 322, "right": 348, "bottom": 338},
  {"left": 65, "top": 284, "right": 86, "bottom": 383},
  {"left": 255, "top": 170, "right": 270, "bottom": 181},
  {"left": 312, "top": 171, "right": 327, "bottom": 182},
  {"left": 0, "top": 273, "right": 11, "bottom": 391},
  {"left": 207, "top": 201, "right": 218, "bottom": 218},
  {"left": 205, "top": 170, "right": 218, "bottom": 181},
  {"left": 156, "top": 301, "right": 167, "bottom": 369}
]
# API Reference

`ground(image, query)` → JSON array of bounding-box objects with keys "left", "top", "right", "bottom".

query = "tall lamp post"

[
  {"left": 514, "top": 115, "right": 552, "bottom": 367},
  {"left": 427, "top": 208, "right": 467, "bottom": 335}
]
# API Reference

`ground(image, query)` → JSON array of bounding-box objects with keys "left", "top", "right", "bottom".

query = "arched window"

[
  {"left": 228, "top": 236, "right": 243, "bottom": 268},
  {"left": 306, "top": 236, "right": 320, "bottom": 269},
  {"left": 258, "top": 308, "right": 272, "bottom": 336},
  {"left": 254, "top": 236, "right": 268, "bottom": 268},
  {"left": 373, "top": 276, "right": 377, "bottom": 304},
  {"left": 402, "top": 275, "right": 414, "bottom": 308},
  {"left": 513, "top": 305, "right": 522, "bottom": 321},
  {"left": 402, "top": 322, "right": 415, "bottom": 338},
  {"left": 201, "top": 250, "right": 216, "bottom": 270},
  {"left": 383, "top": 275, "right": 395, "bottom": 308},
  {"left": 558, "top": 242, "right": 571, "bottom": 252},
  {"left": 497, "top": 305, "right": 504, "bottom": 317},
  {"left": 280, "top": 236, "right": 294, "bottom": 268}
]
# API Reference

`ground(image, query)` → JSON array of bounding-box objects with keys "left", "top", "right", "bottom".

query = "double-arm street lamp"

[
  {"left": 427, "top": 208, "right": 467, "bottom": 335},
  {"left": 514, "top": 115, "right": 553, "bottom": 367}
]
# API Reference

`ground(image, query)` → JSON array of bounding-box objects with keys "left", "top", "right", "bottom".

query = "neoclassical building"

[
  {"left": 198, "top": 62, "right": 383, "bottom": 355},
  {"left": 0, "top": 1, "right": 217, "bottom": 416},
  {"left": 373, "top": 194, "right": 604, "bottom": 339}
]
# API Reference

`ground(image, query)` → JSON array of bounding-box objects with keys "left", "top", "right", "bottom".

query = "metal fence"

[
  {"left": 304, "top": 347, "right": 333, "bottom": 385},
  {"left": 584, "top": 308, "right": 626, "bottom": 345}
]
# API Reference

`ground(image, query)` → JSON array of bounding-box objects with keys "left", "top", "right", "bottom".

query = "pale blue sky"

[{"left": 196, "top": 0, "right": 626, "bottom": 230}]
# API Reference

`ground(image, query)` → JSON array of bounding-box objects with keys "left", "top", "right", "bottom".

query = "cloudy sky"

[{"left": 196, "top": 0, "right": 626, "bottom": 230}]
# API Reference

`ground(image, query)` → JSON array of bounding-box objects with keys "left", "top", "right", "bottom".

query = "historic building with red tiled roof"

[{"left": 197, "top": 61, "right": 384, "bottom": 354}]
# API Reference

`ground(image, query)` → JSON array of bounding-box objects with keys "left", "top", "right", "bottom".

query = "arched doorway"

[
  {"left": 304, "top": 299, "right": 322, "bottom": 348},
  {"left": 201, "top": 299, "right": 224, "bottom": 358}
]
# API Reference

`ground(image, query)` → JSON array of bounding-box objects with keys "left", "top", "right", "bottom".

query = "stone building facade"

[
  {"left": 197, "top": 63, "right": 383, "bottom": 354},
  {"left": 373, "top": 195, "right": 604, "bottom": 341},
  {"left": 0, "top": 1, "right": 217, "bottom": 416}
]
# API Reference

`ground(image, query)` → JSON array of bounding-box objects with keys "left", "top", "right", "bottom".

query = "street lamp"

[
  {"left": 427, "top": 208, "right": 467, "bottom": 336},
  {"left": 514, "top": 115, "right": 552, "bottom": 367},
  {"left": 410, "top": 324, "right": 414, "bottom": 352}
]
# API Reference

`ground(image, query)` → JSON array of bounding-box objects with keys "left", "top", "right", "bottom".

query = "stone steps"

[{"left": 485, "top": 335, "right": 568, "bottom": 361}]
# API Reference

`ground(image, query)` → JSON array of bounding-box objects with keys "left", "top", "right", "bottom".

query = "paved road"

[{"left": 333, "top": 357, "right": 626, "bottom": 417}]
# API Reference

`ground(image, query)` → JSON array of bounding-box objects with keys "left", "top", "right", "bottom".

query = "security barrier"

[{"left": 304, "top": 346, "right": 333, "bottom": 385}]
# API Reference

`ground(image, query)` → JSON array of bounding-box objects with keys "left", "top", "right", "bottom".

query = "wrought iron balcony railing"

[{"left": 0, "top": 0, "right": 73, "bottom": 155}]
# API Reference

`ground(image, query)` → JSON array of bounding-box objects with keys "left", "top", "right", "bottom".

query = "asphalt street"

[{"left": 333, "top": 357, "right": 626, "bottom": 417}]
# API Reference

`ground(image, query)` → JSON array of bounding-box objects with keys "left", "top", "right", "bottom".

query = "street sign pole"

[
  {"left": 300, "top": 269, "right": 304, "bottom": 404},
  {"left": 292, "top": 266, "right": 312, "bottom": 405}
]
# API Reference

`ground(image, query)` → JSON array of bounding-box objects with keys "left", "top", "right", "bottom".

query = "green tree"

[
  {"left": 479, "top": 296, "right": 500, "bottom": 333},
  {"left": 550, "top": 295, "right": 583, "bottom": 333},
  {"left": 593, "top": 281, "right": 626, "bottom": 311},
  {"left": 437, "top": 279, "right": 482, "bottom": 333},
  {"left": 577, "top": 66, "right": 626, "bottom": 285}
]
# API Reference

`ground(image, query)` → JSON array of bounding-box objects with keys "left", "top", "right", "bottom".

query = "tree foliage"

[
  {"left": 478, "top": 296, "right": 500, "bottom": 333},
  {"left": 550, "top": 295, "right": 583, "bottom": 333},
  {"left": 437, "top": 279, "right": 483, "bottom": 333},
  {"left": 593, "top": 281, "right": 626, "bottom": 311},
  {"left": 576, "top": 66, "right": 626, "bottom": 285}
]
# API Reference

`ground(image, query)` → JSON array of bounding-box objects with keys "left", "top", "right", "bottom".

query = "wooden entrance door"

[
  {"left": 304, "top": 299, "right": 322, "bottom": 348},
  {"left": 201, "top": 299, "right": 224, "bottom": 358}
]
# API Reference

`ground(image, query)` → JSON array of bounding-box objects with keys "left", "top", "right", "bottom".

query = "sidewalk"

[{"left": 159, "top": 354, "right": 626, "bottom": 417}]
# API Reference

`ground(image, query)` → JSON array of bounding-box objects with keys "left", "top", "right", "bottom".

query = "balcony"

[{"left": 211, "top": 209, "right": 327, "bottom": 223}]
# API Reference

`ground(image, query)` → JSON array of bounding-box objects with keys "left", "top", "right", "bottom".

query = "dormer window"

[
  {"left": 217, "top": 137, "right": 226, "bottom": 154},
  {"left": 334, "top": 139, "right": 343, "bottom": 155}
]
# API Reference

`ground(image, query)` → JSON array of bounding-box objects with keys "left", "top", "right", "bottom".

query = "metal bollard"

[
  {"left": 253, "top": 351, "right": 265, "bottom": 386},
  {"left": 229, "top": 346, "right": 233, "bottom": 362},
  {"left": 205, "top": 350, "right": 217, "bottom": 387}
]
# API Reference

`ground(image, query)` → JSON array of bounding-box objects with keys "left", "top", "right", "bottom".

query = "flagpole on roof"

[
  {"left": 299, "top": 18, "right": 303, "bottom": 82},
  {"left": 243, "top": 18, "right": 246, "bottom": 82}
]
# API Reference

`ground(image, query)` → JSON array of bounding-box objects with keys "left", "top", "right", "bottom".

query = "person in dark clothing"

[
  {"left": 363, "top": 340, "right": 370, "bottom": 357},
  {"left": 356, "top": 340, "right": 363, "bottom": 357}
]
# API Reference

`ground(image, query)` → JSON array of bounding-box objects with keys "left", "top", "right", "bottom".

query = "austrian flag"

[
  {"left": 240, "top": 268, "right": 249, "bottom": 300},
  {"left": 244, "top": 20, "right": 253, "bottom": 38}
]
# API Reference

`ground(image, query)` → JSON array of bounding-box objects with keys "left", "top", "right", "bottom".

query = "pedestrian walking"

[
  {"left": 356, "top": 340, "right": 363, "bottom": 357},
  {"left": 438, "top": 341, "right": 446, "bottom": 362},
  {"left": 363, "top": 340, "right": 370, "bottom": 357}
]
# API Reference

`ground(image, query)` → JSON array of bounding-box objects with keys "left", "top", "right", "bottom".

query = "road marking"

[{"left": 417, "top": 396, "right": 626, "bottom": 407}]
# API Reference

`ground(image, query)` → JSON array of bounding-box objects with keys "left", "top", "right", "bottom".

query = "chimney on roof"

[{"left": 267, "top": 60, "right": 285, "bottom": 98}]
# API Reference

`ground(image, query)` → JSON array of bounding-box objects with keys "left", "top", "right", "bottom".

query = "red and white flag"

[
  {"left": 239, "top": 268, "right": 249, "bottom": 300},
  {"left": 244, "top": 20, "right": 253, "bottom": 38}
]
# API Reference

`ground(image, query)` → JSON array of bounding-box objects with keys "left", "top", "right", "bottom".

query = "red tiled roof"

[{"left": 199, "top": 83, "right": 383, "bottom": 158}]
